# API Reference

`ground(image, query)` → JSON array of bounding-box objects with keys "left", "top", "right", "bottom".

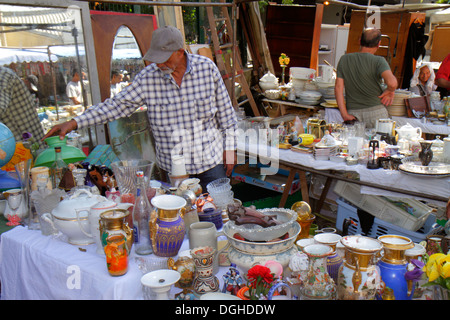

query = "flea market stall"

[{"left": 1, "top": 0, "right": 450, "bottom": 303}]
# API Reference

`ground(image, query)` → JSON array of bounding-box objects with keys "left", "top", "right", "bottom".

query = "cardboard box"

[{"left": 232, "top": 164, "right": 301, "bottom": 195}]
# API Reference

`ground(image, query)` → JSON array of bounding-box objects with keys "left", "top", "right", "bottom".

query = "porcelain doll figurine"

[{"left": 222, "top": 263, "right": 245, "bottom": 295}]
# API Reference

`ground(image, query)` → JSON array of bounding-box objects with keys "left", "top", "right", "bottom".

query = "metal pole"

[
  {"left": 78, "top": 0, "right": 233, "bottom": 8},
  {"left": 231, "top": 1, "right": 237, "bottom": 106}
]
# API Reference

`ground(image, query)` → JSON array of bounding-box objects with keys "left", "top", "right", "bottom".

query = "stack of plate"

[
  {"left": 298, "top": 90, "right": 322, "bottom": 106},
  {"left": 313, "top": 145, "right": 339, "bottom": 161},
  {"left": 387, "top": 90, "right": 411, "bottom": 117},
  {"left": 291, "top": 78, "right": 307, "bottom": 93},
  {"left": 321, "top": 99, "right": 338, "bottom": 108},
  {"left": 315, "top": 80, "right": 335, "bottom": 99},
  {"left": 289, "top": 67, "right": 316, "bottom": 96}
]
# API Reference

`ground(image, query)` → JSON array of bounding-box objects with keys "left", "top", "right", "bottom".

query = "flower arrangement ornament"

[
  {"left": 422, "top": 253, "right": 450, "bottom": 291},
  {"left": 278, "top": 53, "right": 290, "bottom": 85},
  {"left": 246, "top": 265, "right": 275, "bottom": 300}
]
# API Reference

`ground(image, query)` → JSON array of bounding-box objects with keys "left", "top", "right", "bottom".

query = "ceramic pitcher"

[
  {"left": 99, "top": 209, "right": 134, "bottom": 252},
  {"left": 337, "top": 235, "right": 383, "bottom": 300},
  {"left": 377, "top": 235, "right": 415, "bottom": 300},
  {"left": 76, "top": 197, "right": 133, "bottom": 255},
  {"left": 150, "top": 195, "right": 186, "bottom": 257}
]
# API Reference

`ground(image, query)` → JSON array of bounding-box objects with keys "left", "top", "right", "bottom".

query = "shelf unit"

[
  {"left": 318, "top": 24, "right": 349, "bottom": 68},
  {"left": 265, "top": 4, "right": 324, "bottom": 79}
]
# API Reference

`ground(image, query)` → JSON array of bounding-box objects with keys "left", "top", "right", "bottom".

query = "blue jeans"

[
  {"left": 161, "top": 164, "right": 227, "bottom": 192},
  {"left": 191, "top": 164, "right": 227, "bottom": 192}
]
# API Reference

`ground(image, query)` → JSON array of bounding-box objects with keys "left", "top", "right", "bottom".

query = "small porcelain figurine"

[{"left": 222, "top": 263, "right": 245, "bottom": 295}]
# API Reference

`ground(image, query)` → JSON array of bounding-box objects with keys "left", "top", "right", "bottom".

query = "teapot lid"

[
  {"left": 91, "top": 198, "right": 117, "bottom": 210},
  {"left": 259, "top": 72, "right": 278, "bottom": 83},
  {"left": 399, "top": 123, "right": 414, "bottom": 129},
  {"left": 51, "top": 189, "right": 104, "bottom": 219}
]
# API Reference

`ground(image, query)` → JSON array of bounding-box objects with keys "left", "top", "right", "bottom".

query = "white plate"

[{"left": 320, "top": 102, "right": 338, "bottom": 108}]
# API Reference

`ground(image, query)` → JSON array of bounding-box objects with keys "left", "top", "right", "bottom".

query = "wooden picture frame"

[{"left": 404, "top": 96, "right": 431, "bottom": 118}]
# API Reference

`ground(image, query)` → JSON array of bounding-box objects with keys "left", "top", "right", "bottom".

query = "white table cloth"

[
  {"left": 0, "top": 226, "right": 231, "bottom": 300},
  {"left": 392, "top": 116, "right": 450, "bottom": 136},
  {"left": 0, "top": 226, "right": 144, "bottom": 299},
  {"left": 323, "top": 109, "right": 450, "bottom": 136},
  {"left": 238, "top": 142, "right": 450, "bottom": 206}
]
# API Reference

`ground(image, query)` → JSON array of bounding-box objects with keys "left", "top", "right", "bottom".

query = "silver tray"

[
  {"left": 398, "top": 166, "right": 450, "bottom": 178},
  {"left": 399, "top": 156, "right": 450, "bottom": 178}
]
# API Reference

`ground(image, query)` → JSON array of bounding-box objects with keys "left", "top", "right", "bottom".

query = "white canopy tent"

[
  {"left": 430, "top": 7, "right": 450, "bottom": 25},
  {"left": 0, "top": 47, "right": 58, "bottom": 65}
]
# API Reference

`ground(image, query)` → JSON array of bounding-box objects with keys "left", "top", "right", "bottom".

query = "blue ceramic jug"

[{"left": 377, "top": 235, "right": 415, "bottom": 300}]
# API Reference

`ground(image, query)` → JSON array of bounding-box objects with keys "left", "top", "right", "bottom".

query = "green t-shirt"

[{"left": 336, "top": 52, "right": 391, "bottom": 110}]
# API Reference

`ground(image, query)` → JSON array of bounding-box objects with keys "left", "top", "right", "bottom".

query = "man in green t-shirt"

[{"left": 335, "top": 28, "right": 398, "bottom": 128}]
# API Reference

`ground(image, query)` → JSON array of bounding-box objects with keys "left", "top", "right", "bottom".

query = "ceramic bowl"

[
  {"left": 224, "top": 208, "right": 297, "bottom": 242},
  {"left": 228, "top": 245, "right": 298, "bottom": 274},
  {"left": 259, "top": 81, "right": 279, "bottom": 91},
  {"left": 198, "top": 208, "right": 223, "bottom": 230},
  {"left": 264, "top": 89, "right": 281, "bottom": 100},
  {"left": 224, "top": 221, "right": 300, "bottom": 255}
]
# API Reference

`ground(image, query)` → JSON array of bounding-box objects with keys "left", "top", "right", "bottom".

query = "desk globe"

[{"left": 0, "top": 123, "right": 20, "bottom": 191}]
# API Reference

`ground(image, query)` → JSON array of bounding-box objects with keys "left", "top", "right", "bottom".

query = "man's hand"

[
  {"left": 223, "top": 150, "right": 236, "bottom": 176},
  {"left": 378, "top": 89, "right": 395, "bottom": 106},
  {"left": 42, "top": 119, "right": 78, "bottom": 141}
]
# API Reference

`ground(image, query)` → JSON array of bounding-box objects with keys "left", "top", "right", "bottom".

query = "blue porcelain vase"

[
  {"left": 378, "top": 260, "right": 412, "bottom": 300},
  {"left": 314, "top": 233, "right": 343, "bottom": 284},
  {"left": 150, "top": 195, "right": 187, "bottom": 257},
  {"left": 377, "top": 235, "right": 415, "bottom": 300}
]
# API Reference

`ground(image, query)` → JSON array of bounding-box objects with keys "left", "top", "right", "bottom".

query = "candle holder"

[{"left": 367, "top": 140, "right": 380, "bottom": 169}]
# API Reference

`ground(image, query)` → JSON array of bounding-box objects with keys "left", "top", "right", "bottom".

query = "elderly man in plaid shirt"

[
  {"left": 44, "top": 26, "right": 238, "bottom": 190},
  {"left": 0, "top": 66, "right": 44, "bottom": 146}
]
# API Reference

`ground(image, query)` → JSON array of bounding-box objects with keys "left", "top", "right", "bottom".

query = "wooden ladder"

[{"left": 205, "top": 0, "right": 261, "bottom": 116}]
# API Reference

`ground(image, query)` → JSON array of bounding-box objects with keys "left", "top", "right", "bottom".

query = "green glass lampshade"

[{"left": 34, "top": 136, "right": 86, "bottom": 168}]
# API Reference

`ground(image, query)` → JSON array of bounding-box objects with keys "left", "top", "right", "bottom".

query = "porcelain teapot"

[
  {"left": 396, "top": 123, "right": 422, "bottom": 141},
  {"left": 42, "top": 189, "right": 106, "bottom": 245},
  {"left": 74, "top": 190, "right": 133, "bottom": 254}
]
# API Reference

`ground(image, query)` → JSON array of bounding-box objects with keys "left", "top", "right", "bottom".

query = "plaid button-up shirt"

[
  {"left": 0, "top": 67, "right": 44, "bottom": 146},
  {"left": 75, "top": 53, "right": 237, "bottom": 174}
]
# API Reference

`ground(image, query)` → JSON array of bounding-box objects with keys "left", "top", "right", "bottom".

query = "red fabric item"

[{"left": 435, "top": 53, "right": 450, "bottom": 81}]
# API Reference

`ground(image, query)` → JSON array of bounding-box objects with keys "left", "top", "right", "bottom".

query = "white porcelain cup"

[
  {"left": 318, "top": 65, "right": 333, "bottom": 83},
  {"left": 189, "top": 221, "right": 223, "bottom": 274},
  {"left": 444, "top": 137, "right": 450, "bottom": 162},
  {"left": 171, "top": 155, "right": 187, "bottom": 176}
]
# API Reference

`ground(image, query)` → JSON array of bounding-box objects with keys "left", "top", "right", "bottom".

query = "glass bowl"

[{"left": 224, "top": 207, "right": 298, "bottom": 242}]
